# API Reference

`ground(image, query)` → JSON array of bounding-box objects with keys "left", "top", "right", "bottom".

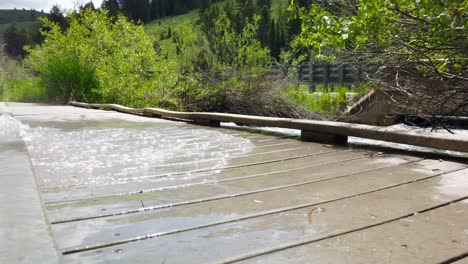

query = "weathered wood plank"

[
  {"left": 53, "top": 159, "right": 464, "bottom": 250},
  {"left": 61, "top": 168, "right": 468, "bottom": 263},
  {"left": 45, "top": 150, "right": 396, "bottom": 222},
  {"left": 41, "top": 144, "right": 343, "bottom": 202},
  {"left": 70, "top": 101, "right": 468, "bottom": 153},
  {"left": 240, "top": 200, "right": 468, "bottom": 264}
]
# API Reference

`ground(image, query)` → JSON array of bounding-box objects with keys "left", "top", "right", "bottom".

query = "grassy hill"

[
  {"left": 0, "top": 9, "right": 45, "bottom": 24},
  {"left": 145, "top": 9, "right": 200, "bottom": 38},
  {"left": 0, "top": 9, "right": 46, "bottom": 38},
  {"left": 144, "top": 0, "right": 290, "bottom": 38},
  {"left": 0, "top": 21, "right": 41, "bottom": 36}
]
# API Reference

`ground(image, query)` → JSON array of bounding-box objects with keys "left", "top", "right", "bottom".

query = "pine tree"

[
  {"left": 3, "top": 22, "right": 30, "bottom": 57},
  {"left": 81, "top": 1, "right": 96, "bottom": 11},
  {"left": 150, "top": 0, "right": 160, "bottom": 19},
  {"left": 122, "top": 0, "right": 150, "bottom": 22},
  {"left": 269, "top": 19, "right": 277, "bottom": 56},
  {"left": 101, "top": 0, "right": 120, "bottom": 17},
  {"left": 48, "top": 5, "right": 68, "bottom": 31},
  {"left": 256, "top": 0, "right": 271, "bottom": 47}
]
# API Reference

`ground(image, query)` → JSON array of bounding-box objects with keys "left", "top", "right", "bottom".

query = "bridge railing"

[{"left": 266, "top": 63, "right": 377, "bottom": 91}]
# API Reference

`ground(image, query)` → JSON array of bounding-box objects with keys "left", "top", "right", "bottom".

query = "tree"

[
  {"left": 101, "top": 0, "right": 120, "bottom": 17},
  {"left": 122, "top": 0, "right": 150, "bottom": 22},
  {"left": 81, "top": 1, "right": 96, "bottom": 11},
  {"left": 150, "top": 0, "right": 160, "bottom": 19},
  {"left": 3, "top": 23, "right": 30, "bottom": 57},
  {"left": 290, "top": 0, "right": 468, "bottom": 122},
  {"left": 27, "top": 9, "right": 175, "bottom": 105},
  {"left": 207, "top": 11, "right": 270, "bottom": 75},
  {"left": 256, "top": 0, "right": 271, "bottom": 47},
  {"left": 48, "top": 5, "right": 68, "bottom": 31}
]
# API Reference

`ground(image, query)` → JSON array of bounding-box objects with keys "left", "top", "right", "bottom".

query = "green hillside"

[
  {"left": 0, "top": 9, "right": 45, "bottom": 24},
  {"left": 145, "top": 9, "right": 200, "bottom": 38},
  {"left": 0, "top": 9, "right": 45, "bottom": 38},
  {"left": 0, "top": 21, "right": 41, "bottom": 36},
  {"left": 144, "top": 0, "right": 290, "bottom": 38}
]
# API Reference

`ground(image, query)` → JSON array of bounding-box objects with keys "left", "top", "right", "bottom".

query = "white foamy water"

[
  {"left": 222, "top": 123, "right": 468, "bottom": 157},
  {"left": 0, "top": 113, "right": 30, "bottom": 141},
  {"left": 8, "top": 118, "right": 254, "bottom": 188}
]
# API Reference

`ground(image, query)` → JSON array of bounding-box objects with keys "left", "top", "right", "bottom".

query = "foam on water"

[
  {"left": 10, "top": 118, "right": 254, "bottom": 188},
  {"left": 0, "top": 113, "right": 30, "bottom": 141},
  {"left": 223, "top": 123, "right": 468, "bottom": 157}
]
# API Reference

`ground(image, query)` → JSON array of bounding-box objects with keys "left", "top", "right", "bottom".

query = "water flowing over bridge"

[{"left": 1, "top": 102, "right": 467, "bottom": 264}]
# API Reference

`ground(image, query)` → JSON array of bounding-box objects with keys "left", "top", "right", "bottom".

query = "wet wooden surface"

[{"left": 2, "top": 103, "right": 468, "bottom": 264}]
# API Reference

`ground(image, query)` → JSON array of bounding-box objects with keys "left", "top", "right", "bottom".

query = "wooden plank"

[
  {"left": 41, "top": 144, "right": 344, "bottom": 202},
  {"left": 0, "top": 129, "right": 60, "bottom": 264},
  {"left": 52, "top": 159, "right": 464, "bottom": 250},
  {"left": 45, "top": 151, "right": 402, "bottom": 223},
  {"left": 61, "top": 167, "right": 468, "bottom": 263},
  {"left": 241, "top": 199, "right": 468, "bottom": 264},
  {"left": 69, "top": 102, "right": 468, "bottom": 153}
]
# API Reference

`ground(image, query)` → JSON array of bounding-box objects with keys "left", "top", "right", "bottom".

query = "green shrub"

[
  {"left": 285, "top": 84, "right": 352, "bottom": 116},
  {"left": 26, "top": 9, "right": 175, "bottom": 106},
  {"left": 39, "top": 54, "right": 99, "bottom": 103},
  {"left": 1, "top": 77, "right": 46, "bottom": 102}
]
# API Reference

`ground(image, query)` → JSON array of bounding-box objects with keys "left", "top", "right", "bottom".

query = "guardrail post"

[
  {"left": 324, "top": 63, "right": 329, "bottom": 88},
  {"left": 354, "top": 64, "right": 361, "bottom": 89},
  {"left": 297, "top": 65, "right": 302, "bottom": 82},
  {"left": 339, "top": 64, "right": 344, "bottom": 86},
  {"left": 309, "top": 63, "right": 314, "bottom": 92}
]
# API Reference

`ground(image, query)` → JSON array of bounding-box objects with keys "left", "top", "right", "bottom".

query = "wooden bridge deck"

[{"left": 1, "top": 102, "right": 467, "bottom": 263}]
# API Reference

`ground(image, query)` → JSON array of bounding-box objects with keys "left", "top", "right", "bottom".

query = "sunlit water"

[
  {"left": 0, "top": 112, "right": 28, "bottom": 141},
  {"left": 0, "top": 114, "right": 254, "bottom": 188},
  {"left": 223, "top": 123, "right": 468, "bottom": 157}
]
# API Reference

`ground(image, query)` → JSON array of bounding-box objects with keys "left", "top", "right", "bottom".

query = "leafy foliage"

[
  {"left": 286, "top": 85, "right": 349, "bottom": 116},
  {"left": 207, "top": 12, "right": 271, "bottom": 75},
  {"left": 290, "top": 0, "right": 468, "bottom": 119},
  {"left": 27, "top": 9, "right": 176, "bottom": 106},
  {"left": 38, "top": 54, "right": 99, "bottom": 103},
  {"left": 3, "top": 22, "right": 31, "bottom": 57},
  {"left": 290, "top": 0, "right": 467, "bottom": 71}
]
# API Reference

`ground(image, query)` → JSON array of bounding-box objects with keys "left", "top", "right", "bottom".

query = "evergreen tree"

[
  {"left": 81, "top": 1, "right": 96, "bottom": 11},
  {"left": 3, "top": 22, "right": 30, "bottom": 57},
  {"left": 101, "top": 0, "right": 120, "bottom": 17},
  {"left": 122, "top": 0, "right": 150, "bottom": 22},
  {"left": 256, "top": 0, "right": 271, "bottom": 47},
  {"left": 159, "top": 0, "right": 169, "bottom": 18},
  {"left": 48, "top": 5, "right": 68, "bottom": 31},
  {"left": 150, "top": 0, "right": 160, "bottom": 19},
  {"left": 269, "top": 19, "right": 277, "bottom": 57}
]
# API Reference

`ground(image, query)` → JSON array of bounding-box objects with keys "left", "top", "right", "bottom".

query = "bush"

[
  {"left": 285, "top": 84, "right": 353, "bottom": 117},
  {"left": 39, "top": 54, "right": 99, "bottom": 103},
  {"left": 1, "top": 78, "right": 46, "bottom": 102},
  {"left": 26, "top": 9, "right": 175, "bottom": 106}
]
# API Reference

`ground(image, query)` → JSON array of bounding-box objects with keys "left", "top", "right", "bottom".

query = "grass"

[
  {"left": 144, "top": 0, "right": 290, "bottom": 38},
  {"left": 285, "top": 84, "right": 371, "bottom": 116},
  {"left": 145, "top": 10, "right": 200, "bottom": 37},
  {"left": 0, "top": 77, "right": 46, "bottom": 102}
]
